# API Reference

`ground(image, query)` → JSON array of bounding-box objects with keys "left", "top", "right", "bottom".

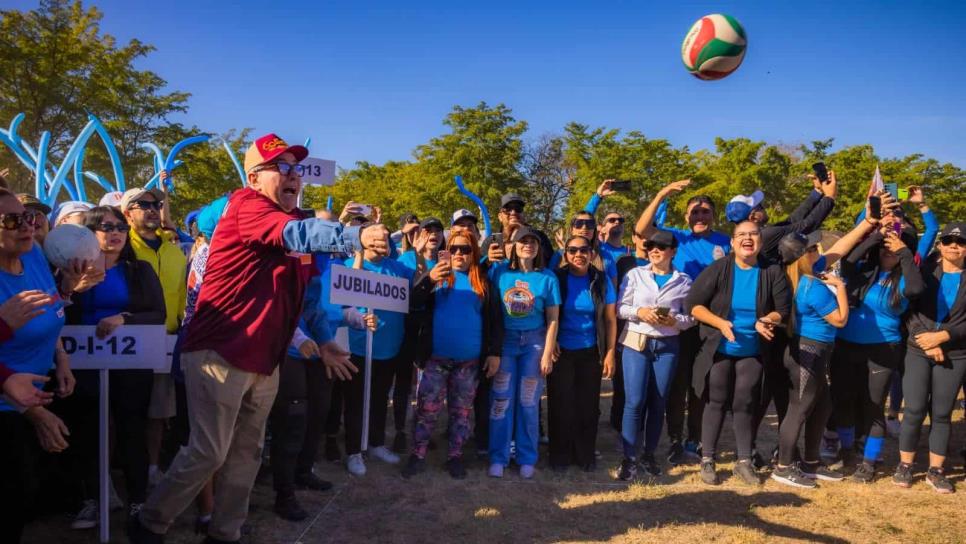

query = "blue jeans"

[
  {"left": 489, "top": 328, "right": 546, "bottom": 466},
  {"left": 621, "top": 336, "right": 679, "bottom": 459}
]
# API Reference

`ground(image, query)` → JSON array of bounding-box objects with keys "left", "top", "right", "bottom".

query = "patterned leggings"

[{"left": 412, "top": 357, "right": 480, "bottom": 459}]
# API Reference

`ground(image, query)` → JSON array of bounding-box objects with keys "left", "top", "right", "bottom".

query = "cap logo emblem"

[{"left": 261, "top": 137, "right": 288, "bottom": 152}]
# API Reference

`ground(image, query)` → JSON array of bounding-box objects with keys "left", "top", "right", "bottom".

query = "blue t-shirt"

[
  {"left": 287, "top": 256, "right": 344, "bottom": 360},
  {"left": 489, "top": 264, "right": 561, "bottom": 331},
  {"left": 78, "top": 265, "right": 130, "bottom": 325},
  {"left": 396, "top": 249, "right": 436, "bottom": 277},
  {"left": 664, "top": 227, "right": 731, "bottom": 281},
  {"left": 654, "top": 273, "right": 673, "bottom": 290},
  {"left": 794, "top": 276, "right": 840, "bottom": 343},
  {"left": 719, "top": 264, "right": 760, "bottom": 357},
  {"left": 344, "top": 257, "right": 414, "bottom": 360},
  {"left": 936, "top": 272, "right": 962, "bottom": 325},
  {"left": 838, "top": 272, "right": 908, "bottom": 344},
  {"left": 432, "top": 270, "right": 483, "bottom": 360},
  {"left": 0, "top": 245, "right": 66, "bottom": 412},
  {"left": 599, "top": 242, "right": 629, "bottom": 265},
  {"left": 548, "top": 249, "right": 617, "bottom": 281},
  {"left": 559, "top": 273, "right": 617, "bottom": 350}
]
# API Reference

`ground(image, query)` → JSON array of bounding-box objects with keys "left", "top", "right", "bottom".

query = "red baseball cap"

[{"left": 243, "top": 133, "right": 309, "bottom": 173}]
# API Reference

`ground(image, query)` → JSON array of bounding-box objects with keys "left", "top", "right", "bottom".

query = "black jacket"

[
  {"left": 554, "top": 264, "right": 611, "bottom": 362},
  {"left": 840, "top": 230, "right": 924, "bottom": 312},
  {"left": 905, "top": 259, "right": 966, "bottom": 358},
  {"left": 684, "top": 253, "right": 791, "bottom": 397},
  {"left": 410, "top": 273, "right": 504, "bottom": 365},
  {"left": 761, "top": 190, "right": 835, "bottom": 266},
  {"left": 65, "top": 259, "right": 167, "bottom": 326}
]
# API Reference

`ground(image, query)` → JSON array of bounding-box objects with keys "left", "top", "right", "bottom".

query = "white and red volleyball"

[{"left": 681, "top": 14, "right": 747, "bottom": 81}]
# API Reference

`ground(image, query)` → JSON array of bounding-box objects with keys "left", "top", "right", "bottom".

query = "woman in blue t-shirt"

[
  {"left": 831, "top": 220, "right": 924, "bottom": 483},
  {"left": 547, "top": 235, "right": 616, "bottom": 472},
  {"left": 401, "top": 231, "right": 503, "bottom": 479},
  {"left": 487, "top": 226, "right": 560, "bottom": 479}
]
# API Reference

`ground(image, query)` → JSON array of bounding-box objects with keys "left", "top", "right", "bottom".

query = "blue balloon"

[{"left": 454, "top": 175, "right": 492, "bottom": 239}]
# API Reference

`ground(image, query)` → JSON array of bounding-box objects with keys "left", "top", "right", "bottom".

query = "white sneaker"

[
  {"left": 369, "top": 445, "right": 401, "bottom": 464},
  {"left": 520, "top": 464, "right": 536, "bottom": 479},
  {"left": 71, "top": 499, "right": 98, "bottom": 529},
  {"left": 488, "top": 463, "right": 504, "bottom": 478},
  {"left": 886, "top": 417, "right": 901, "bottom": 438},
  {"left": 346, "top": 453, "right": 367, "bottom": 476}
]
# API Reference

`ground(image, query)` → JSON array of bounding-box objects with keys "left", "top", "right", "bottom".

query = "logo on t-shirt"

[
  {"left": 503, "top": 280, "right": 535, "bottom": 318},
  {"left": 712, "top": 246, "right": 726, "bottom": 261}
]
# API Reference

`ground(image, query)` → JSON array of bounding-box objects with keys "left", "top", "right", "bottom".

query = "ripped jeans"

[{"left": 489, "top": 328, "right": 546, "bottom": 466}]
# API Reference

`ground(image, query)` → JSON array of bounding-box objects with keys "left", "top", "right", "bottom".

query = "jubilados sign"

[{"left": 329, "top": 264, "right": 409, "bottom": 313}]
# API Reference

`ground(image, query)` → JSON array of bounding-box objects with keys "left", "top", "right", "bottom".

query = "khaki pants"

[{"left": 140, "top": 350, "right": 279, "bottom": 541}]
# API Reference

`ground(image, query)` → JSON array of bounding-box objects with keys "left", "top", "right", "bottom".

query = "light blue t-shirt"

[
  {"left": 548, "top": 249, "right": 617, "bottom": 281},
  {"left": 838, "top": 272, "right": 908, "bottom": 344},
  {"left": 396, "top": 249, "right": 436, "bottom": 277},
  {"left": 489, "top": 264, "right": 561, "bottom": 331},
  {"left": 432, "top": 270, "right": 483, "bottom": 360},
  {"left": 78, "top": 265, "right": 130, "bottom": 325},
  {"left": 654, "top": 273, "right": 673, "bottom": 290},
  {"left": 936, "top": 272, "right": 962, "bottom": 325},
  {"left": 0, "top": 245, "right": 66, "bottom": 412},
  {"left": 344, "top": 257, "right": 414, "bottom": 360},
  {"left": 599, "top": 242, "right": 629, "bottom": 265},
  {"left": 795, "top": 276, "right": 840, "bottom": 343},
  {"left": 559, "top": 273, "right": 617, "bottom": 350},
  {"left": 664, "top": 227, "right": 731, "bottom": 281},
  {"left": 719, "top": 264, "right": 760, "bottom": 357}
]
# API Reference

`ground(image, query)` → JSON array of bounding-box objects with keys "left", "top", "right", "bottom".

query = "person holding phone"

[
  {"left": 830, "top": 207, "right": 924, "bottom": 483},
  {"left": 487, "top": 227, "right": 560, "bottom": 479},
  {"left": 684, "top": 221, "right": 791, "bottom": 486},
  {"left": 615, "top": 230, "right": 694, "bottom": 479},
  {"left": 894, "top": 223, "right": 966, "bottom": 493},
  {"left": 548, "top": 211, "right": 618, "bottom": 282},
  {"left": 483, "top": 194, "right": 554, "bottom": 268},
  {"left": 547, "top": 235, "right": 617, "bottom": 472}
]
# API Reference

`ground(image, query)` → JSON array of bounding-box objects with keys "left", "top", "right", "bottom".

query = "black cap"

[
  {"left": 419, "top": 217, "right": 444, "bottom": 231},
  {"left": 647, "top": 229, "right": 678, "bottom": 248},
  {"left": 779, "top": 231, "right": 823, "bottom": 264},
  {"left": 509, "top": 226, "right": 539, "bottom": 243},
  {"left": 398, "top": 213, "right": 419, "bottom": 229},
  {"left": 501, "top": 193, "right": 525, "bottom": 208},
  {"left": 940, "top": 222, "right": 966, "bottom": 239}
]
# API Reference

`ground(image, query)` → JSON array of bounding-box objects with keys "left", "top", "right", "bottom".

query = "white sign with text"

[
  {"left": 297, "top": 157, "right": 336, "bottom": 186},
  {"left": 61, "top": 325, "right": 171, "bottom": 371},
  {"left": 329, "top": 264, "right": 409, "bottom": 314}
]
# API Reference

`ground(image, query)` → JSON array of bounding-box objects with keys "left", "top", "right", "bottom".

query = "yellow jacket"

[{"left": 129, "top": 228, "right": 187, "bottom": 333}]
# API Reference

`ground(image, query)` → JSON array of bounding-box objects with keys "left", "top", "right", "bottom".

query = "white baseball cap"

[
  {"left": 99, "top": 191, "right": 124, "bottom": 208},
  {"left": 451, "top": 208, "right": 478, "bottom": 226}
]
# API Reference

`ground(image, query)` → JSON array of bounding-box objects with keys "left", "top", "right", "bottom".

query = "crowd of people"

[{"left": 1, "top": 132, "right": 964, "bottom": 544}]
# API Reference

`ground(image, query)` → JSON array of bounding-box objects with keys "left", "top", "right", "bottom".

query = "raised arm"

[{"left": 634, "top": 179, "right": 691, "bottom": 238}]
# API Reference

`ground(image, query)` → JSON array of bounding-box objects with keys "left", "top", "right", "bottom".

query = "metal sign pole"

[
  {"left": 98, "top": 368, "right": 110, "bottom": 543},
  {"left": 360, "top": 310, "right": 373, "bottom": 453}
]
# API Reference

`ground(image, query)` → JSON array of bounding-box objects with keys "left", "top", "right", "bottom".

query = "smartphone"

[
  {"left": 893, "top": 222, "right": 902, "bottom": 236},
  {"left": 356, "top": 204, "right": 372, "bottom": 217},
  {"left": 758, "top": 317, "right": 786, "bottom": 329},
  {"left": 492, "top": 233, "right": 505, "bottom": 246},
  {"left": 897, "top": 187, "right": 910, "bottom": 201},
  {"left": 812, "top": 162, "right": 829, "bottom": 183},
  {"left": 655, "top": 306, "right": 670, "bottom": 318},
  {"left": 611, "top": 179, "right": 632, "bottom": 191},
  {"left": 883, "top": 183, "right": 899, "bottom": 201},
  {"left": 438, "top": 250, "right": 451, "bottom": 265},
  {"left": 869, "top": 196, "right": 882, "bottom": 220}
]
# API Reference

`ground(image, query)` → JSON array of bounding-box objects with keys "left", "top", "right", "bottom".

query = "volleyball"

[
  {"left": 43, "top": 223, "right": 101, "bottom": 270},
  {"left": 681, "top": 14, "right": 747, "bottom": 80}
]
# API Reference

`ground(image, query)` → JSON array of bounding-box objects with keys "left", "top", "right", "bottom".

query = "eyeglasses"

[
  {"left": 0, "top": 211, "right": 40, "bottom": 230},
  {"left": 940, "top": 236, "right": 966, "bottom": 247},
  {"left": 501, "top": 203, "right": 524, "bottom": 214},
  {"left": 566, "top": 246, "right": 591, "bottom": 255},
  {"left": 131, "top": 200, "right": 163, "bottom": 211},
  {"left": 734, "top": 231, "right": 761, "bottom": 239},
  {"left": 256, "top": 161, "right": 301, "bottom": 177},
  {"left": 644, "top": 242, "right": 670, "bottom": 251},
  {"left": 606, "top": 217, "right": 625, "bottom": 224},
  {"left": 572, "top": 219, "right": 596, "bottom": 230},
  {"left": 449, "top": 244, "right": 473, "bottom": 255},
  {"left": 95, "top": 223, "right": 129, "bottom": 233}
]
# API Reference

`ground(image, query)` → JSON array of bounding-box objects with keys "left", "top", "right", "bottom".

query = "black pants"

[
  {"left": 829, "top": 339, "right": 902, "bottom": 441},
  {"left": 54, "top": 368, "right": 153, "bottom": 505},
  {"left": 325, "top": 379, "right": 344, "bottom": 437},
  {"left": 610, "top": 346, "right": 625, "bottom": 432},
  {"left": 753, "top": 332, "right": 791, "bottom": 451},
  {"left": 666, "top": 327, "right": 703, "bottom": 444},
  {"left": 701, "top": 353, "right": 763, "bottom": 460},
  {"left": 899, "top": 349, "right": 966, "bottom": 456},
  {"left": 778, "top": 338, "right": 833, "bottom": 466},
  {"left": 474, "top": 374, "right": 490, "bottom": 451},
  {"left": 269, "top": 356, "right": 334, "bottom": 495},
  {"left": 344, "top": 353, "right": 397, "bottom": 455},
  {"left": 547, "top": 346, "right": 602, "bottom": 467},
  {"left": 0, "top": 411, "right": 41, "bottom": 543},
  {"left": 392, "top": 356, "right": 414, "bottom": 434}
]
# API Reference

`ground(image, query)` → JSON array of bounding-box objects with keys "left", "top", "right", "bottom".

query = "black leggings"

[
  {"left": 701, "top": 353, "right": 763, "bottom": 460},
  {"left": 666, "top": 327, "right": 703, "bottom": 444},
  {"left": 610, "top": 346, "right": 625, "bottom": 432},
  {"left": 344, "top": 354, "right": 397, "bottom": 455},
  {"left": 754, "top": 332, "right": 791, "bottom": 450},
  {"left": 547, "top": 346, "right": 602, "bottom": 467},
  {"left": 829, "top": 339, "right": 902, "bottom": 441},
  {"left": 899, "top": 349, "right": 966, "bottom": 457},
  {"left": 777, "top": 338, "right": 833, "bottom": 466},
  {"left": 392, "top": 356, "right": 414, "bottom": 433}
]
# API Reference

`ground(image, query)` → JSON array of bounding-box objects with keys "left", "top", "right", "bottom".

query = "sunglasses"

[
  {"left": 0, "top": 211, "right": 40, "bottom": 230},
  {"left": 95, "top": 223, "right": 129, "bottom": 233},
  {"left": 940, "top": 236, "right": 966, "bottom": 247},
  {"left": 501, "top": 203, "right": 524, "bottom": 214},
  {"left": 566, "top": 246, "right": 591, "bottom": 255},
  {"left": 572, "top": 219, "right": 596, "bottom": 229},
  {"left": 644, "top": 242, "right": 671, "bottom": 251},
  {"left": 257, "top": 161, "right": 301, "bottom": 177},
  {"left": 606, "top": 217, "right": 625, "bottom": 224},
  {"left": 131, "top": 200, "right": 163, "bottom": 211},
  {"left": 449, "top": 244, "right": 473, "bottom": 255}
]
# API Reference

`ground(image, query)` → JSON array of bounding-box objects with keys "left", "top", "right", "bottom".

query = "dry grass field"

[{"left": 24, "top": 379, "right": 966, "bottom": 544}]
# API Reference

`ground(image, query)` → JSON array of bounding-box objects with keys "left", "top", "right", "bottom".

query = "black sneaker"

[
  {"left": 273, "top": 493, "right": 307, "bottom": 522},
  {"left": 392, "top": 432, "right": 407, "bottom": 454},
  {"left": 800, "top": 461, "right": 844, "bottom": 482},
  {"left": 926, "top": 467, "right": 954, "bottom": 494},
  {"left": 852, "top": 461, "right": 876, "bottom": 483},
  {"left": 751, "top": 450, "right": 769, "bottom": 471},
  {"left": 126, "top": 512, "right": 165, "bottom": 544},
  {"left": 893, "top": 462, "right": 914, "bottom": 489},
  {"left": 324, "top": 436, "right": 341, "bottom": 463},
  {"left": 830, "top": 448, "right": 855, "bottom": 471},
  {"left": 295, "top": 471, "right": 333, "bottom": 491},
  {"left": 771, "top": 464, "right": 817, "bottom": 489},
  {"left": 401, "top": 455, "right": 427, "bottom": 479},
  {"left": 616, "top": 458, "right": 638, "bottom": 481},
  {"left": 581, "top": 461, "right": 596, "bottom": 473},
  {"left": 700, "top": 458, "right": 719, "bottom": 485},
  {"left": 445, "top": 457, "right": 467, "bottom": 480},
  {"left": 550, "top": 464, "right": 568, "bottom": 474},
  {"left": 733, "top": 459, "right": 761, "bottom": 486},
  {"left": 640, "top": 453, "right": 662, "bottom": 477},
  {"left": 667, "top": 441, "right": 686, "bottom": 465}
]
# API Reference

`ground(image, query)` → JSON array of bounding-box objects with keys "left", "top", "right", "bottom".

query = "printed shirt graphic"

[{"left": 490, "top": 264, "right": 561, "bottom": 331}]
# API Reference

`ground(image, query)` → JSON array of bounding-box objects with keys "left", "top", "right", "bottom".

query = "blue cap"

[
  {"left": 197, "top": 195, "right": 229, "bottom": 239},
  {"left": 184, "top": 208, "right": 203, "bottom": 231},
  {"left": 725, "top": 201, "right": 752, "bottom": 224}
]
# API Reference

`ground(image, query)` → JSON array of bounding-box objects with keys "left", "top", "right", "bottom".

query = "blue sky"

[{"left": 9, "top": 1, "right": 966, "bottom": 168}]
